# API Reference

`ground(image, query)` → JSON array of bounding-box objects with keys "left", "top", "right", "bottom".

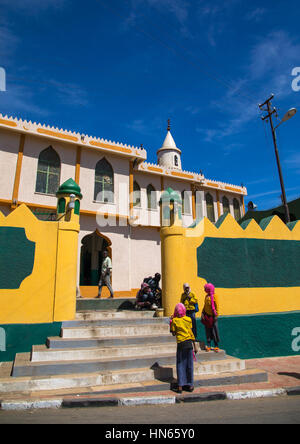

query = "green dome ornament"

[
  {"left": 56, "top": 178, "right": 82, "bottom": 218},
  {"left": 56, "top": 178, "right": 82, "bottom": 199}
]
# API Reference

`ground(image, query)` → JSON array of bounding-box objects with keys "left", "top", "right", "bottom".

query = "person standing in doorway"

[{"left": 97, "top": 250, "right": 114, "bottom": 298}]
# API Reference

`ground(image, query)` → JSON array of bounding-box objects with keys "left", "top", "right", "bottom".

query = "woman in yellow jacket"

[
  {"left": 180, "top": 283, "right": 198, "bottom": 339},
  {"left": 170, "top": 303, "right": 197, "bottom": 394}
]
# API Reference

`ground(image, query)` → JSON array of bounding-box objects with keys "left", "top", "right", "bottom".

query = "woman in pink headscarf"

[
  {"left": 170, "top": 303, "right": 197, "bottom": 394},
  {"left": 201, "top": 283, "right": 220, "bottom": 352}
]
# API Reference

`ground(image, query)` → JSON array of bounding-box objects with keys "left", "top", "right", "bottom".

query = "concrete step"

[
  {"left": 0, "top": 367, "right": 156, "bottom": 393},
  {"left": 32, "top": 343, "right": 227, "bottom": 363},
  {"left": 0, "top": 363, "right": 267, "bottom": 395},
  {"left": 12, "top": 348, "right": 239, "bottom": 378},
  {"left": 60, "top": 322, "right": 170, "bottom": 339},
  {"left": 12, "top": 352, "right": 177, "bottom": 377},
  {"left": 46, "top": 333, "right": 175, "bottom": 349},
  {"left": 76, "top": 298, "right": 136, "bottom": 311},
  {"left": 75, "top": 310, "right": 156, "bottom": 321},
  {"left": 31, "top": 343, "right": 178, "bottom": 362},
  {"left": 194, "top": 357, "right": 245, "bottom": 374},
  {"left": 62, "top": 317, "right": 168, "bottom": 328}
]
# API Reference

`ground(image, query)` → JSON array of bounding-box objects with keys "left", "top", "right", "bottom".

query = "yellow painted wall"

[
  {"left": 161, "top": 212, "right": 300, "bottom": 317},
  {"left": 0, "top": 204, "right": 79, "bottom": 324}
]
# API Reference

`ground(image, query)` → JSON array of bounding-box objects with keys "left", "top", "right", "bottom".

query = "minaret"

[{"left": 157, "top": 119, "right": 182, "bottom": 170}]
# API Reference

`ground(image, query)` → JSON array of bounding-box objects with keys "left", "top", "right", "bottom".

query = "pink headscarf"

[
  {"left": 141, "top": 283, "right": 150, "bottom": 293},
  {"left": 173, "top": 303, "right": 186, "bottom": 318},
  {"left": 204, "top": 283, "right": 215, "bottom": 296}
]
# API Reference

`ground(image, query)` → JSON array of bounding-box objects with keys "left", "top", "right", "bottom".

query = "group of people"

[
  {"left": 96, "top": 254, "right": 219, "bottom": 395},
  {"left": 170, "top": 282, "right": 220, "bottom": 394},
  {"left": 135, "top": 273, "right": 162, "bottom": 310}
]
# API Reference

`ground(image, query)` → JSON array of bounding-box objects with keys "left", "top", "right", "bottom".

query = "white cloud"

[
  {"left": 245, "top": 8, "right": 266, "bottom": 23},
  {"left": 284, "top": 152, "right": 300, "bottom": 174},
  {"left": 0, "top": 84, "right": 49, "bottom": 116},
  {"left": 248, "top": 186, "right": 299, "bottom": 200},
  {"left": 198, "top": 31, "right": 300, "bottom": 143}
]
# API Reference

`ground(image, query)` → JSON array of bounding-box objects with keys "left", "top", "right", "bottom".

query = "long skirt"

[
  {"left": 205, "top": 320, "right": 220, "bottom": 346},
  {"left": 176, "top": 344, "right": 194, "bottom": 387}
]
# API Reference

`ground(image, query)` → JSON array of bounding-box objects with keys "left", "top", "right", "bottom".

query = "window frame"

[
  {"left": 233, "top": 198, "right": 241, "bottom": 220},
  {"left": 133, "top": 180, "right": 141, "bottom": 208},
  {"left": 222, "top": 196, "right": 230, "bottom": 215},
  {"left": 35, "top": 146, "right": 61, "bottom": 196},
  {"left": 146, "top": 184, "right": 157, "bottom": 210},
  {"left": 205, "top": 192, "right": 215, "bottom": 223},
  {"left": 94, "top": 157, "right": 114, "bottom": 203}
]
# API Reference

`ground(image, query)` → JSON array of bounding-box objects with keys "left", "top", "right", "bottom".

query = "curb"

[{"left": 1, "top": 386, "right": 299, "bottom": 410}]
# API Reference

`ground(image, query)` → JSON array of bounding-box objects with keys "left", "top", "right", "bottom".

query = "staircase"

[{"left": 0, "top": 303, "right": 268, "bottom": 395}]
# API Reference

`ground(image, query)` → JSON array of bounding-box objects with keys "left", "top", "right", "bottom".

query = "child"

[
  {"left": 201, "top": 283, "right": 220, "bottom": 352},
  {"left": 170, "top": 303, "right": 197, "bottom": 394}
]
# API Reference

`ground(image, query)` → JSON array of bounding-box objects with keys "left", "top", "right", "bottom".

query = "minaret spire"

[{"left": 156, "top": 119, "right": 182, "bottom": 170}]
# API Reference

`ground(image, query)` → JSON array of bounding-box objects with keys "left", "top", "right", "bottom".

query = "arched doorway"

[{"left": 79, "top": 231, "right": 112, "bottom": 286}]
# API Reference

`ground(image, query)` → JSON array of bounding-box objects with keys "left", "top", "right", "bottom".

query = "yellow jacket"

[
  {"left": 203, "top": 293, "right": 219, "bottom": 316},
  {"left": 170, "top": 316, "right": 195, "bottom": 343},
  {"left": 180, "top": 292, "right": 198, "bottom": 311}
]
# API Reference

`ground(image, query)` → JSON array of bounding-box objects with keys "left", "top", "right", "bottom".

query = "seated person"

[
  {"left": 143, "top": 273, "right": 162, "bottom": 306},
  {"left": 135, "top": 283, "right": 158, "bottom": 310}
]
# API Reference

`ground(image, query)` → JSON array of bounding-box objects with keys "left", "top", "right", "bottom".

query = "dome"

[{"left": 56, "top": 178, "right": 82, "bottom": 198}]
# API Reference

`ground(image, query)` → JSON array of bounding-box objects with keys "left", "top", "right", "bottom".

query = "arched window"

[
  {"left": 147, "top": 184, "right": 156, "bottom": 209},
  {"left": 94, "top": 158, "right": 114, "bottom": 203},
  {"left": 206, "top": 193, "right": 215, "bottom": 223},
  {"left": 174, "top": 155, "right": 178, "bottom": 167},
  {"left": 181, "top": 190, "right": 191, "bottom": 214},
  {"left": 222, "top": 196, "right": 230, "bottom": 215},
  {"left": 233, "top": 198, "right": 241, "bottom": 220},
  {"left": 35, "top": 146, "right": 60, "bottom": 195},
  {"left": 133, "top": 181, "right": 141, "bottom": 207}
]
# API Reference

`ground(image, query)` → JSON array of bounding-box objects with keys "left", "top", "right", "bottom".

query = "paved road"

[{"left": 0, "top": 395, "right": 299, "bottom": 425}]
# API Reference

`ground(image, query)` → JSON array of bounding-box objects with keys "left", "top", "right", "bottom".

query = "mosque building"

[{"left": 0, "top": 114, "right": 247, "bottom": 298}]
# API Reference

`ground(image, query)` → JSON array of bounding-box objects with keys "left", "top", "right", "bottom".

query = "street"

[{"left": 0, "top": 395, "right": 299, "bottom": 425}]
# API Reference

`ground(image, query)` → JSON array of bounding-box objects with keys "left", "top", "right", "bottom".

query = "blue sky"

[{"left": 0, "top": 0, "right": 299, "bottom": 210}]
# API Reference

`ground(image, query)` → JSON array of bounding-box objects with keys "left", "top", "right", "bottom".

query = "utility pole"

[{"left": 259, "top": 94, "right": 290, "bottom": 223}]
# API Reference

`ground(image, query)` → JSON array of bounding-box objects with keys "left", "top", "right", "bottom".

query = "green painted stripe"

[
  {"left": 197, "top": 237, "right": 300, "bottom": 288},
  {"left": 196, "top": 311, "right": 300, "bottom": 359},
  {"left": 0, "top": 322, "right": 62, "bottom": 362},
  {"left": 0, "top": 227, "right": 35, "bottom": 289}
]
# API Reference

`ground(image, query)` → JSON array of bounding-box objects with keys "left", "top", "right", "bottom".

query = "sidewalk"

[{"left": 0, "top": 355, "right": 299, "bottom": 410}]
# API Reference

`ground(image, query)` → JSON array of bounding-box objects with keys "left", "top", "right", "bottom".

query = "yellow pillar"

[
  {"left": 53, "top": 219, "right": 80, "bottom": 321},
  {"left": 161, "top": 224, "right": 185, "bottom": 317},
  {"left": 54, "top": 178, "right": 82, "bottom": 321},
  {"left": 159, "top": 187, "right": 185, "bottom": 317}
]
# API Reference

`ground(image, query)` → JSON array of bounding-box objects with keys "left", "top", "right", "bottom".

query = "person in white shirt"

[{"left": 97, "top": 250, "right": 114, "bottom": 298}]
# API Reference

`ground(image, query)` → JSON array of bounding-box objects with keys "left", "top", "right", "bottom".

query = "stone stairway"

[{"left": 0, "top": 307, "right": 268, "bottom": 395}]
